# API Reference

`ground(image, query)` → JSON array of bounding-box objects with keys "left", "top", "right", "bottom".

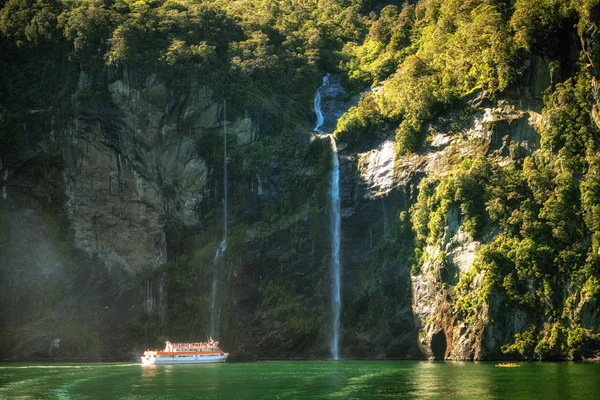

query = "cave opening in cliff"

[{"left": 431, "top": 330, "right": 447, "bottom": 360}]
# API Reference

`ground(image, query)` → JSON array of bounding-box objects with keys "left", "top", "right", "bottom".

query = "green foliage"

[
  {"left": 567, "top": 326, "right": 588, "bottom": 353},
  {"left": 510, "top": 0, "right": 574, "bottom": 54},
  {"left": 582, "top": 276, "right": 600, "bottom": 298},
  {"left": 58, "top": 0, "right": 118, "bottom": 55},
  {"left": 340, "top": 3, "right": 415, "bottom": 86},
  {"left": 450, "top": 69, "right": 600, "bottom": 359},
  {"left": 380, "top": 55, "right": 441, "bottom": 154},
  {"left": 501, "top": 327, "right": 537, "bottom": 359},
  {"left": 411, "top": 156, "right": 491, "bottom": 246},
  {"left": 0, "top": 0, "right": 366, "bottom": 137},
  {"left": 0, "top": 0, "right": 62, "bottom": 46},
  {"left": 334, "top": 92, "right": 381, "bottom": 144},
  {"left": 581, "top": 155, "right": 600, "bottom": 254},
  {"left": 336, "top": 0, "right": 600, "bottom": 158},
  {"left": 534, "top": 322, "right": 566, "bottom": 359},
  {"left": 3, "top": 0, "right": 600, "bottom": 361},
  {"left": 257, "top": 280, "right": 324, "bottom": 339},
  {"left": 197, "top": 132, "right": 238, "bottom": 166},
  {"left": 349, "top": 196, "right": 417, "bottom": 339},
  {"left": 541, "top": 75, "right": 593, "bottom": 162},
  {"left": 502, "top": 322, "right": 595, "bottom": 360},
  {"left": 124, "top": 313, "right": 165, "bottom": 350},
  {"left": 255, "top": 204, "right": 311, "bottom": 240},
  {"left": 337, "top": 0, "right": 515, "bottom": 153},
  {"left": 421, "top": 2, "right": 514, "bottom": 94}
]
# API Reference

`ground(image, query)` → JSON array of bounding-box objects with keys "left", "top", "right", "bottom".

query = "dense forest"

[{"left": 1, "top": 0, "right": 600, "bottom": 361}]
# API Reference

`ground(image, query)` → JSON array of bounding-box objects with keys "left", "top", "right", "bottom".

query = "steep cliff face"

[
  {"left": 226, "top": 75, "right": 418, "bottom": 360},
  {"left": 2, "top": 52, "right": 599, "bottom": 361},
  {"left": 407, "top": 98, "right": 542, "bottom": 360},
  {"left": 0, "top": 67, "right": 264, "bottom": 359},
  {"left": 305, "top": 77, "right": 422, "bottom": 359},
  {"left": 384, "top": 58, "right": 600, "bottom": 361},
  {"left": 338, "top": 95, "right": 542, "bottom": 360},
  {"left": 2, "top": 61, "right": 358, "bottom": 360},
  {"left": 62, "top": 70, "right": 257, "bottom": 275}
]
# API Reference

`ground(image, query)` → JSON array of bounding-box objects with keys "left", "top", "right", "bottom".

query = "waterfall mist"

[{"left": 210, "top": 100, "right": 228, "bottom": 339}]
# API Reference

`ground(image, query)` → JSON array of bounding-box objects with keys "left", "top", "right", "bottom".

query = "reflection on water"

[
  {"left": 141, "top": 366, "right": 157, "bottom": 378},
  {"left": 413, "top": 361, "right": 495, "bottom": 398},
  {"left": 1, "top": 361, "right": 599, "bottom": 399}
]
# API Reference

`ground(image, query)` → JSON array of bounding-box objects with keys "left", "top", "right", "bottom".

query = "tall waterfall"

[
  {"left": 328, "top": 136, "right": 341, "bottom": 361},
  {"left": 210, "top": 100, "right": 228, "bottom": 339},
  {"left": 313, "top": 73, "right": 341, "bottom": 360}
]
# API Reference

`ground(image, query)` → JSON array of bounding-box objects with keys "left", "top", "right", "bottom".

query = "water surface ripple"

[{"left": 1, "top": 361, "right": 599, "bottom": 399}]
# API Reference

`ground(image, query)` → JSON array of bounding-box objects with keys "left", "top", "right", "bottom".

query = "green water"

[{"left": 1, "top": 361, "right": 599, "bottom": 399}]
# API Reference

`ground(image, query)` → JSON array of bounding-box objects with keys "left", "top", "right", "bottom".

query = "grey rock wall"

[
  {"left": 0, "top": 68, "right": 260, "bottom": 359},
  {"left": 63, "top": 70, "right": 257, "bottom": 275}
]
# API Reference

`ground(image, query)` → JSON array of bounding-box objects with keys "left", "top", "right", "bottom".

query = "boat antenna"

[{"left": 204, "top": 328, "right": 209, "bottom": 342}]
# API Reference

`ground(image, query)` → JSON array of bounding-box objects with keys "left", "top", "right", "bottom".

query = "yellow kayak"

[{"left": 495, "top": 363, "right": 521, "bottom": 368}]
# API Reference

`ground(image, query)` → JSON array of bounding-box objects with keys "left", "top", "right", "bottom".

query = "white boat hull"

[{"left": 141, "top": 353, "right": 228, "bottom": 366}]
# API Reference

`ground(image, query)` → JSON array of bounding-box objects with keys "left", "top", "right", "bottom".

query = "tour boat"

[{"left": 141, "top": 340, "right": 228, "bottom": 365}]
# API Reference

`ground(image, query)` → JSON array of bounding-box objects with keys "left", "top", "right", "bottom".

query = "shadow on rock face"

[{"left": 431, "top": 330, "right": 447, "bottom": 360}]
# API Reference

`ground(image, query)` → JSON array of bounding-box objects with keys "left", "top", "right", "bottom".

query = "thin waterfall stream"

[
  {"left": 210, "top": 100, "right": 228, "bottom": 339},
  {"left": 313, "top": 73, "right": 341, "bottom": 360}
]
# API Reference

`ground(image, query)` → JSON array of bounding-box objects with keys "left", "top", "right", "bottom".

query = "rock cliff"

[
  {"left": 0, "top": 67, "right": 264, "bottom": 359},
  {"left": 1, "top": 55, "right": 599, "bottom": 361}
]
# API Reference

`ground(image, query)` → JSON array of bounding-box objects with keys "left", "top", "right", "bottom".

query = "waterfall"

[
  {"left": 210, "top": 100, "right": 228, "bottom": 339},
  {"left": 313, "top": 73, "right": 341, "bottom": 360},
  {"left": 314, "top": 73, "right": 330, "bottom": 133},
  {"left": 329, "top": 136, "right": 341, "bottom": 361}
]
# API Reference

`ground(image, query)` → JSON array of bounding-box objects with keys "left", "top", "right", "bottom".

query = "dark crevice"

[{"left": 431, "top": 330, "right": 447, "bottom": 360}]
